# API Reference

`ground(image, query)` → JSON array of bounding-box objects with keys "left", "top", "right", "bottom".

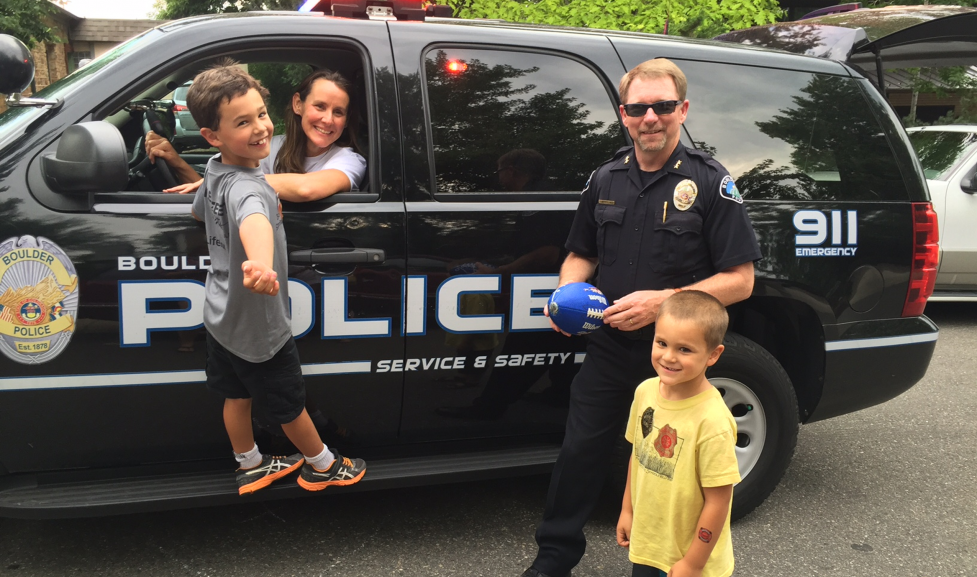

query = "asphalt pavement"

[{"left": 1, "top": 302, "right": 975, "bottom": 577}]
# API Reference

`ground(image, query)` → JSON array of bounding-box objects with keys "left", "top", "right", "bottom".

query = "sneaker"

[
  {"left": 520, "top": 569, "right": 571, "bottom": 577},
  {"left": 236, "top": 453, "right": 304, "bottom": 495},
  {"left": 297, "top": 453, "right": 366, "bottom": 491}
]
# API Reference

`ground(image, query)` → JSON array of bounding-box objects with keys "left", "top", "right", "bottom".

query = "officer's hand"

[
  {"left": 543, "top": 300, "right": 572, "bottom": 337},
  {"left": 603, "top": 290, "right": 670, "bottom": 330},
  {"left": 145, "top": 131, "right": 179, "bottom": 165},
  {"left": 242, "top": 261, "right": 279, "bottom": 296}
]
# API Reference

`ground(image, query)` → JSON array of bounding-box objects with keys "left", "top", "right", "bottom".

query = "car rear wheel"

[{"left": 709, "top": 332, "right": 799, "bottom": 520}]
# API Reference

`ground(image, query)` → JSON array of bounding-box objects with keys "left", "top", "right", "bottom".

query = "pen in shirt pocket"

[{"left": 663, "top": 201, "right": 667, "bottom": 223}]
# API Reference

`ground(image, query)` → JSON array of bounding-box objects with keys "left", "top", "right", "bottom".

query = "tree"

[
  {"left": 425, "top": 49, "right": 621, "bottom": 192},
  {"left": 0, "top": 0, "right": 62, "bottom": 48},
  {"left": 755, "top": 74, "right": 908, "bottom": 201},
  {"left": 900, "top": 66, "right": 977, "bottom": 126},
  {"left": 860, "top": 0, "right": 977, "bottom": 125},
  {"left": 154, "top": 0, "right": 300, "bottom": 20},
  {"left": 445, "top": 0, "right": 783, "bottom": 38}
]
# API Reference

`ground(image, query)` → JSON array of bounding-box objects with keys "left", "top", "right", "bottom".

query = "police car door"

[
  {"left": 389, "top": 24, "right": 628, "bottom": 440},
  {"left": 0, "top": 21, "right": 406, "bottom": 474}
]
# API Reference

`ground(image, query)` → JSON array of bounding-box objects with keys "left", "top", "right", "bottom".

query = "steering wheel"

[{"left": 143, "top": 108, "right": 179, "bottom": 190}]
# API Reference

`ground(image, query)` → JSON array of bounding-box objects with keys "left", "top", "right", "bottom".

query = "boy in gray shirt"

[{"left": 188, "top": 62, "right": 365, "bottom": 494}]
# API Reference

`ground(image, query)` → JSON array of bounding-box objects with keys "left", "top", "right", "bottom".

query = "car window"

[
  {"left": 29, "top": 44, "right": 373, "bottom": 211},
  {"left": 173, "top": 86, "right": 190, "bottom": 102},
  {"left": 423, "top": 48, "right": 625, "bottom": 194},
  {"left": 677, "top": 60, "right": 910, "bottom": 201},
  {"left": 908, "top": 130, "right": 977, "bottom": 181}
]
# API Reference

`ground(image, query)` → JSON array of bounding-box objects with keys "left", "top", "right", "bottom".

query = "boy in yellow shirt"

[{"left": 617, "top": 290, "right": 740, "bottom": 577}]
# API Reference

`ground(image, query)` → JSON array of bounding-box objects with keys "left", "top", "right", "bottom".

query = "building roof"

[
  {"left": 870, "top": 65, "right": 977, "bottom": 92},
  {"left": 71, "top": 19, "right": 165, "bottom": 43}
]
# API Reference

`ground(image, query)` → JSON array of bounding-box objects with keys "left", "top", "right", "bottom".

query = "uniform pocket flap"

[
  {"left": 654, "top": 210, "right": 702, "bottom": 235},
  {"left": 595, "top": 204, "right": 626, "bottom": 225}
]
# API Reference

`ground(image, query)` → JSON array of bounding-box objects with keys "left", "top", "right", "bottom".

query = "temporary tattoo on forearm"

[{"left": 698, "top": 528, "right": 713, "bottom": 543}]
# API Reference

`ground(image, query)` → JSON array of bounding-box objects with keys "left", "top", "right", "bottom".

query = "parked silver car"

[
  {"left": 171, "top": 81, "right": 203, "bottom": 147},
  {"left": 907, "top": 125, "right": 977, "bottom": 300}
]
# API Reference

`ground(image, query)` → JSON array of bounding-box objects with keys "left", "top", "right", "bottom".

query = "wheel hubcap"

[{"left": 712, "top": 378, "right": 766, "bottom": 481}]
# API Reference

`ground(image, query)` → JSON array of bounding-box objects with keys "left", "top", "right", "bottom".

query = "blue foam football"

[{"left": 547, "top": 282, "right": 608, "bottom": 335}]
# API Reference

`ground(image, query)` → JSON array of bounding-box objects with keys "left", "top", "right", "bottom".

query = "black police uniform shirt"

[{"left": 566, "top": 143, "right": 762, "bottom": 304}]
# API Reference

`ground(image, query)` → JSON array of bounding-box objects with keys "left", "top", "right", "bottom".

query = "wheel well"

[{"left": 728, "top": 297, "right": 824, "bottom": 422}]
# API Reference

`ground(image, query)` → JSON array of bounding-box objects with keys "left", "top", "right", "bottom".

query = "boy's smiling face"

[
  {"left": 651, "top": 313, "right": 723, "bottom": 399},
  {"left": 200, "top": 88, "right": 273, "bottom": 168}
]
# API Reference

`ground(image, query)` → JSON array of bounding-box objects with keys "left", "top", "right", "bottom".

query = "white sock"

[
  {"left": 234, "top": 444, "right": 262, "bottom": 469},
  {"left": 305, "top": 444, "right": 335, "bottom": 471}
]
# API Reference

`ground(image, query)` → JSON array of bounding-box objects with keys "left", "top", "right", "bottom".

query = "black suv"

[{"left": 0, "top": 2, "right": 939, "bottom": 520}]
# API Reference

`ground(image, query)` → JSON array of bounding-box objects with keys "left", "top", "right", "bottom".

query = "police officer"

[{"left": 522, "top": 58, "right": 762, "bottom": 577}]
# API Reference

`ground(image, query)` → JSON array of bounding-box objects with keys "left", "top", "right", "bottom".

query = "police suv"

[{"left": 0, "top": 0, "right": 939, "bottom": 519}]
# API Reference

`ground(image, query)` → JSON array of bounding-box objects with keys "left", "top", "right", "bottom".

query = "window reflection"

[
  {"left": 424, "top": 49, "right": 624, "bottom": 193},
  {"left": 681, "top": 62, "right": 908, "bottom": 201},
  {"left": 908, "top": 130, "right": 977, "bottom": 181}
]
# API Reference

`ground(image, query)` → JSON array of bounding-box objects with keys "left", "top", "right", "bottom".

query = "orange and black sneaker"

[
  {"left": 297, "top": 453, "right": 366, "bottom": 491},
  {"left": 236, "top": 453, "right": 304, "bottom": 495}
]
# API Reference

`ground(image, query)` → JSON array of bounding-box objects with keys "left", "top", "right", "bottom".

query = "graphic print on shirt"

[{"left": 635, "top": 407, "right": 684, "bottom": 481}]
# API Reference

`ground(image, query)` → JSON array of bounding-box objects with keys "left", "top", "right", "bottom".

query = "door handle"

[{"left": 289, "top": 248, "right": 386, "bottom": 264}]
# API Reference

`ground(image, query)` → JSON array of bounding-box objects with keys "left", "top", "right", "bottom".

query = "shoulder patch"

[
  {"left": 582, "top": 170, "right": 595, "bottom": 192},
  {"left": 719, "top": 175, "right": 743, "bottom": 204}
]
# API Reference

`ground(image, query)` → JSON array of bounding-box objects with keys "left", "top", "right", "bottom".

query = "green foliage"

[
  {"left": 897, "top": 66, "right": 977, "bottom": 126},
  {"left": 248, "top": 62, "right": 312, "bottom": 132},
  {"left": 154, "top": 0, "right": 301, "bottom": 20},
  {"left": 445, "top": 0, "right": 783, "bottom": 38},
  {"left": 0, "top": 0, "right": 62, "bottom": 48}
]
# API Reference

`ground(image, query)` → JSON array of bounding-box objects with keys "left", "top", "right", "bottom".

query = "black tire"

[{"left": 708, "top": 332, "right": 799, "bottom": 520}]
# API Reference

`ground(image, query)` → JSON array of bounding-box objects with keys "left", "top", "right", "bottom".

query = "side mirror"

[
  {"left": 961, "top": 166, "right": 977, "bottom": 195},
  {"left": 40, "top": 122, "right": 129, "bottom": 193},
  {"left": 0, "top": 34, "right": 34, "bottom": 95}
]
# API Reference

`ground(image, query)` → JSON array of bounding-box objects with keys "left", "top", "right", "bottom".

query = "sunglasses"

[{"left": 622, "top": 100, "right": 682, "bottom": 117}]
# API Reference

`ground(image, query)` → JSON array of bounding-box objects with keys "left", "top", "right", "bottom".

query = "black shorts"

[
  {"left": 631, "top": 565, "right": 666, "bottom": 577},
  {"left": 205, "top": 333, "right": 305, "bottom": 425}
]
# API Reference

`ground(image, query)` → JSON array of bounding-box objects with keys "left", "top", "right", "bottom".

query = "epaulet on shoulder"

[
  {"left": 612, "top": 145, "right": 631, "bottom": 159},
  {"left": 596, "top": 146, "right": 632, "bottom": 171},
  {"left": 685, "top": 147, "right": 725, "bottom": 173}
]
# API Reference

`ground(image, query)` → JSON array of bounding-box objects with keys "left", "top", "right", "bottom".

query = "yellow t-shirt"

[{"left": 624, "top": 377, "right": 741, "bottom": 577}]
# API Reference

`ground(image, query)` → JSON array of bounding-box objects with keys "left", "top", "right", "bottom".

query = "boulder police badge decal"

[
  {"left": 720, "top": 175, "right": 743, "bottom": 204},
  {"left": 673, "top": 179, "right": 697, "bottom": 211},
  {"left": 0, "top": 236, "right": 79, "bottom": 364}
]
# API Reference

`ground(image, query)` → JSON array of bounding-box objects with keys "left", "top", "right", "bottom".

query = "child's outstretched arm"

[
  {"left": 616, "top": 458, "right": 633, "bottom": 547},
  {"left": 239, "top": 213, "right": 279, "bottom": 296},
  {"left": 667, "top": 484, "right": 733, "bottom": 577}
]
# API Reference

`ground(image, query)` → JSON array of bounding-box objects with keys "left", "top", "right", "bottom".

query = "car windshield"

[
  {"left": 908, "top": 130, "right": 977, "bottom": 181},
  {"left": 0, "top": 30, "right": 156, "bottom": 148}
]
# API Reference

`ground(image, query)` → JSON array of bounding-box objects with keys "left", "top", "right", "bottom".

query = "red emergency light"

[
  {"left": 446, "top": 60, "right": 468, "bottom": 74},
  {"left": 299, "top": 0, "right": 452, "bottom": 20}
]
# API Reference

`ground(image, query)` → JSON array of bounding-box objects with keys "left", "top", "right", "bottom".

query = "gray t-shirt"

[
  {"left": 259, "top": 134, "right": 366, "bottom": 190},
  {"left": 192, "top": 157, "right": 291, "bottom": 363}
]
